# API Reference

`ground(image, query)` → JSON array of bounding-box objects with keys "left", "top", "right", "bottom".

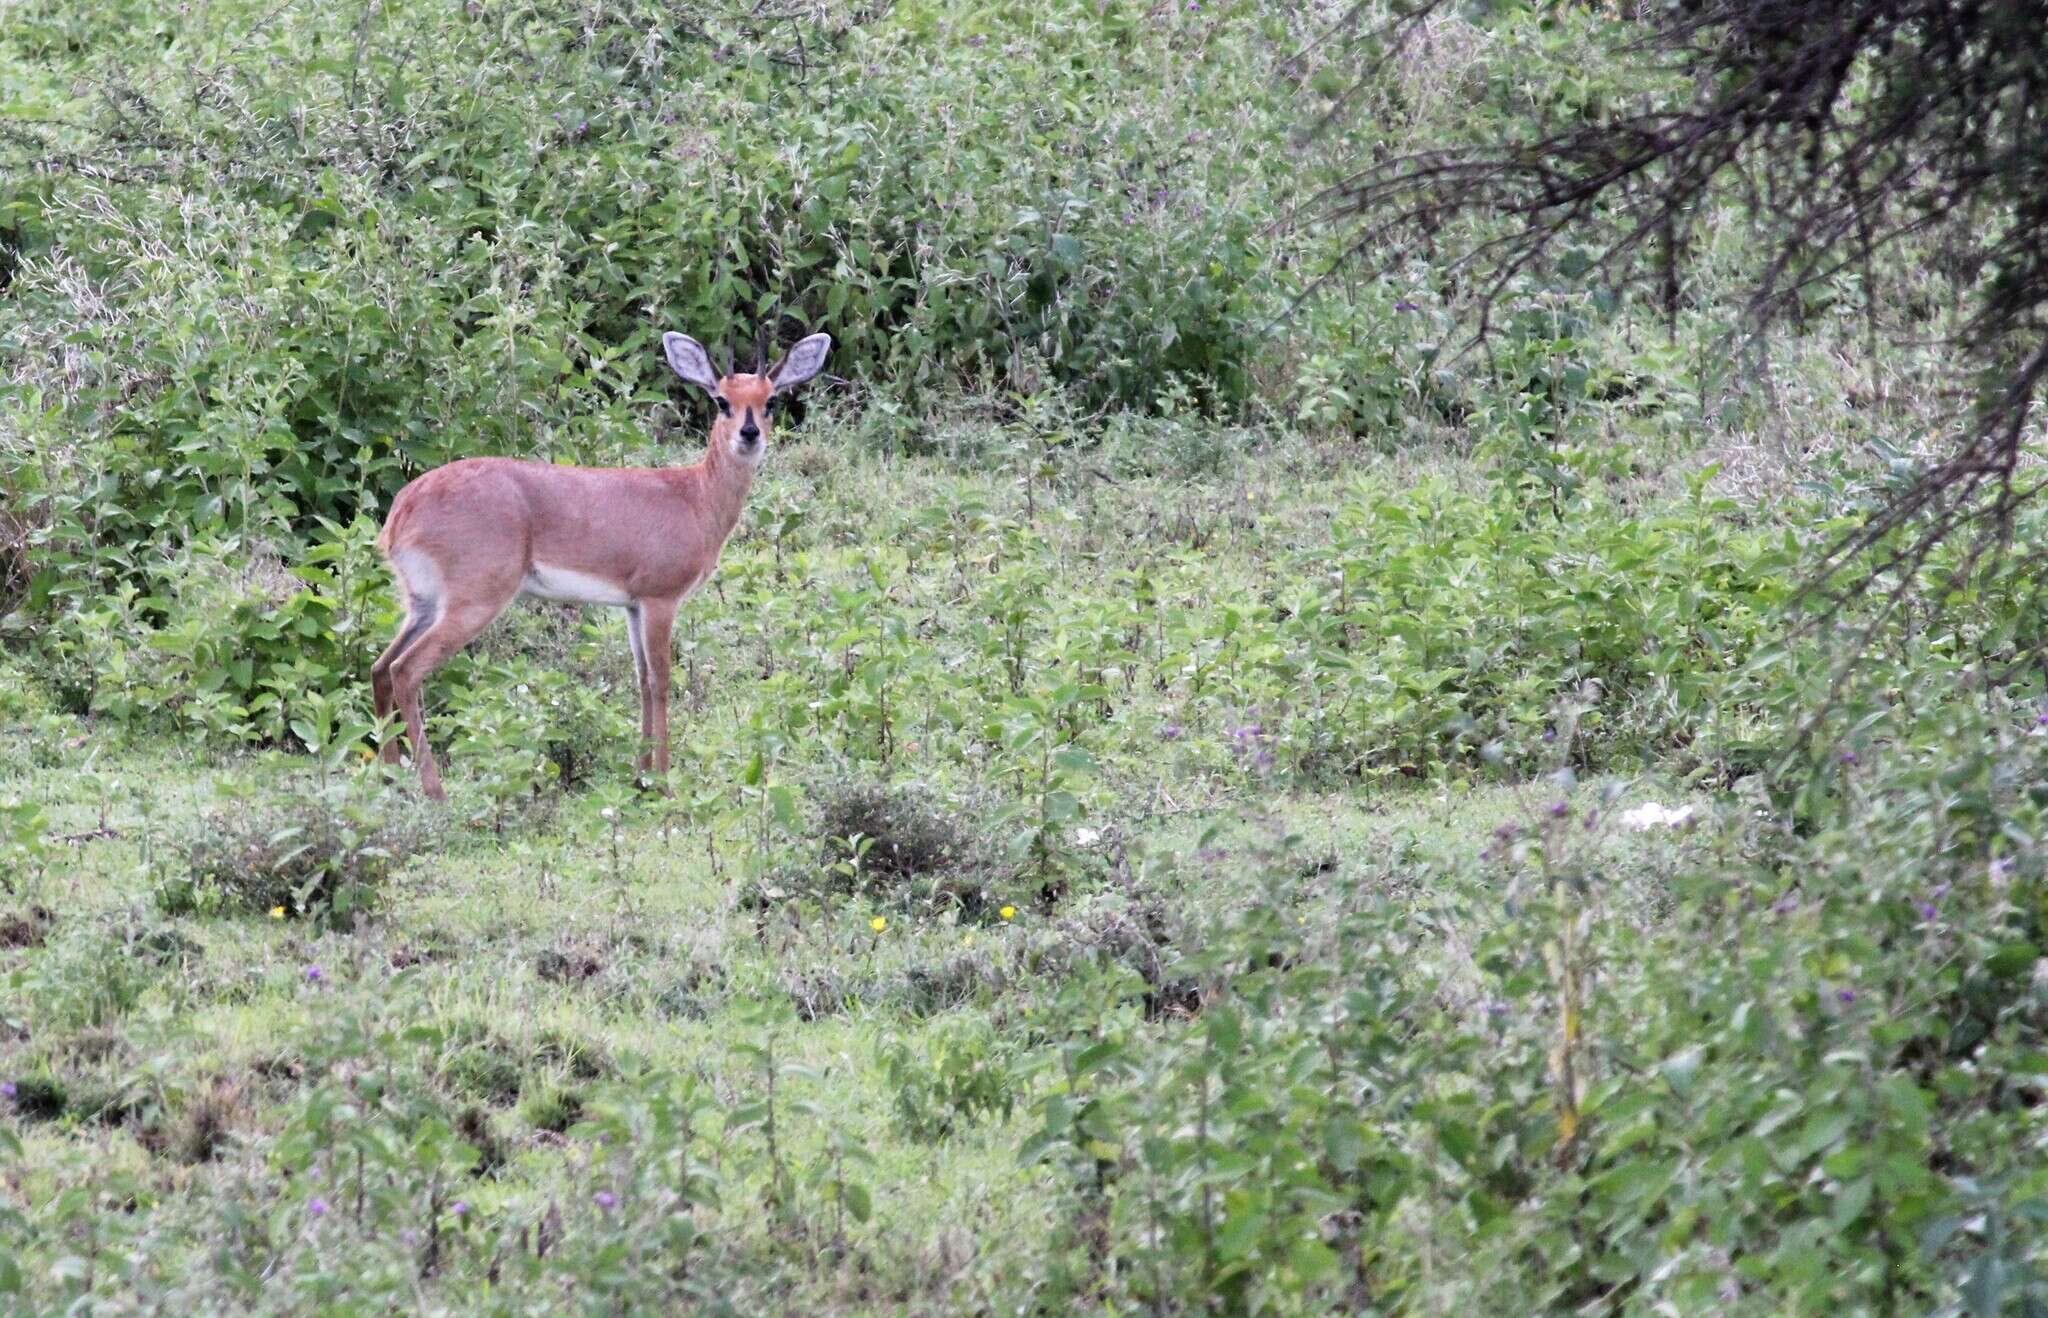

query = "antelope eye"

[
  {"left": 714, "top": 396, "right": 731, "bottom": 416},
  {"left": 762, "top": 396, "right": 778, "bottom": 415}
]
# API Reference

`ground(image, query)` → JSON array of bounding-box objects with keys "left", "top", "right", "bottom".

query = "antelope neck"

[{"left": 689, "top": 428, "right": 757, "bottom": 522}]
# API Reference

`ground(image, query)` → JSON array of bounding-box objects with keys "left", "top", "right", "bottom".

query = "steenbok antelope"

[{"left": 371, "top": 329, "right": 832, "bottom": 800}]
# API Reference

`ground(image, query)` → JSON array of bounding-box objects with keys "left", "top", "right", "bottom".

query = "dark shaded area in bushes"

[{"left": 743, "top": 782, "right": 1003, "bottom": 921}]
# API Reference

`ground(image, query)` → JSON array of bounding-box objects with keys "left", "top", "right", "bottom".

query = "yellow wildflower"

[
  {"left": 270, "top": 906, "right": 286, "bottom": 920},
  {"left": 999, "top": 905, "right": 1017, "bottom": 921},
  {"left": 870, "top": 916, "right": 888, "bottom": 933}
]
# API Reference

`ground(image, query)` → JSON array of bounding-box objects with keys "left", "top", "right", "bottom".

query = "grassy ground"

[
  {"left": 5, "top": 741, "right": 1705, "bottom": 1308},
  {"left": 0, "top": 427, "right": 1731, "bottom": 1310}
]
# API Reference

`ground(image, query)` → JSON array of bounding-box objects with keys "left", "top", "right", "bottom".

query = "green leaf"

[
  {"left": 1052, "top": 747, "right": 1096, "bottom": 775},
  {"left": 1659, "top": 1046, "right": 1701, "bottom": 1098},
  {"left": 1987, "top": 942, "right": 2039, "bottom": 979},
  {"left": 1962, "top": 1250, "right": 2010, "bottom": 1318},
  {"left": 1831, "top": 1175, "right": 1873, "bottom": 1228},
  {"left": 1588, "top": 1157, "right": 1674, "bottom": 1208},
  {"left": 1795, "top": 1108, "right": 1854, "bottom": 1159}
]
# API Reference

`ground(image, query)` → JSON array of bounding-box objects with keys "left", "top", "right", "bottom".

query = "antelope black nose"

[{"left": 740, "top": 422, "right": 760, "bottom": 443}]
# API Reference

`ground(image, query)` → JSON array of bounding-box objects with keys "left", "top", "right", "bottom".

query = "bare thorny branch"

[{"left": 1318, "top": 0, "right": 2048, "bottom": 659}]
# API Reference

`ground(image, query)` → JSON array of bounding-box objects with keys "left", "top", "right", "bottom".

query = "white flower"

[
  {"left": 1075, "top": 827, "right": 1101, "bottom": 847},
  {"left": 1618, "top": 802, "right": 1696, "bottom": 831}
]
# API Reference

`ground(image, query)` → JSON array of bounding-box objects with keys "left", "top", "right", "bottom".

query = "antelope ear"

[
  {"left": 662, "top": 332, "right": 720, "bottom": 393},
  {"left": 768, "top": 333, "right": 832, "bottom": 394}
]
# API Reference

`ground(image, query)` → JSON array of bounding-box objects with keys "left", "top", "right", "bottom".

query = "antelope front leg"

[{"left": 639, "top": 598, "right": 679, "bottom": 786}]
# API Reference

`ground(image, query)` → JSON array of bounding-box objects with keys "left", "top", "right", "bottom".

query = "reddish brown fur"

[{"left": 371, "top": 371, "right": 784, "bottom": 800}]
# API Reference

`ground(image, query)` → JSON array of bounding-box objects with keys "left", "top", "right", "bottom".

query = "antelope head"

[{"left": 660, "top": 330, "right": 833, "bottom": 466}]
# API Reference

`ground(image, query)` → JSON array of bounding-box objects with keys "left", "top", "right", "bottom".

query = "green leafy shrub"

[
  {"left": 521, "top": 1085, "right": 586, "bottom": 1136},
  {"left": 13, "top": 922, "right": 157, "bottom": 1032},
  {"left": 741, "top": 781, "right": 1000, "bottom": 918},
  {"left": 0, "top": 797, "right": 50, "bottom": 893},
  {"left": 816, "top": 782, "right": 997, "bottom": 912},
  {"left": 1025, "top": 894, "right": 1193, "bottom": 1022},
  {"left": 531, "top": 1029, "right": 612, "bottom": 1082},
  {"left": 880, "top": 1018, "right": 1019, "bottom": 1141},
  {"left": 437, "top": 1020, "right": 526, "bottom": 1107},
  {"left": 165, "top": 788, "right": 433, "bottom": 928}
]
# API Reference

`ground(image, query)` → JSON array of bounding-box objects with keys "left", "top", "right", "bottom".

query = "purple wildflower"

[
  {"left": 1542, "top": 727, "right": 1558, "bottom": 743},
  {"left": 2037, "top": 711, "right": 2048, "bottom": 727},
  {"left": 1836, "top": 989, "right": 1856, "bottom": 1004},
  {"left": 304, "top": 965, "right": 323, "bottom": 984},
  {"left": 1918, "top": 902, "right": 1938, "bottom": 920},
  {"left": 594, "top": 1190, "right": 618, "bottom": 1210},
  {"left": 1159, "top": 723, "right": 1183, "bottom": 742},
  {"left": 309, "top": 1197, "right": 329, "bottom": 1217},
  {"left": 1, "top": 1081, "right": 15, "bottom": 1099},
  {"left": 1394, "top": 300, "right": 1420, "bottom": 312},
  {"left": 1839, "top": 750, "right": 1858, "bottom": 765},
  {"left": 1548, "top": 800, "right": 1569, "bottom": 819},
  {"left": 451, "top": 1201, "right": 469, "bottom": 1218}
]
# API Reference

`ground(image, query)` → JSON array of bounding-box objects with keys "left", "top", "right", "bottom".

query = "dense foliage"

[{"left": 4, "top": 0, "right": 2048, "bottom": 1313}]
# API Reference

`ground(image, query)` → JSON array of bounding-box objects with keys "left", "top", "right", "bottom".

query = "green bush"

[
  {"left": 879, "top": 1017, "right": 1019, "bottom": 1141},
  {"left": 992, "top": 685, "right": 2048, "bottom": 1311},
  {"left": 166, "top": 788, "right": 433, "bottom": 928}
]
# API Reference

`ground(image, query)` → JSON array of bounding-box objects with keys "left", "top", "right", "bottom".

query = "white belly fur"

[{"left": 521, "top": 563, "right": 633, "bottom": 606}]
